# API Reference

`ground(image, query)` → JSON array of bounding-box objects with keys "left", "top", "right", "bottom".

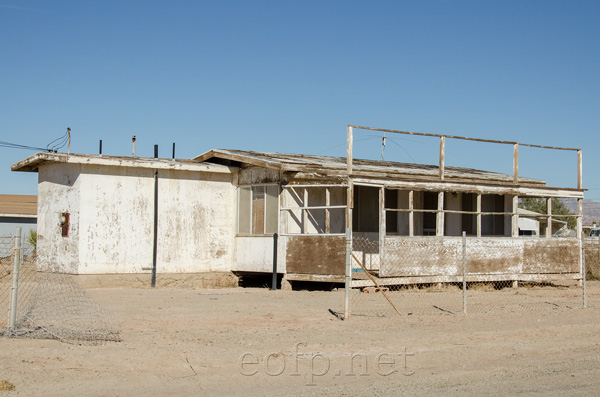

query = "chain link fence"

[
  {"left": 347, "top": 235, "right": 591, "bottom": 319},
  {"left": 585, "top": 237, "right": 600, "bottom": 309},
  {"left": 0, "top": 229, "right": 120, "bottom": 345}
]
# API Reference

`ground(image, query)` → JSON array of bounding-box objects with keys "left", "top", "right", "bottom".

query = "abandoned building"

[{"left": 11, "top": 126, "right": 585, "bottom": 286}]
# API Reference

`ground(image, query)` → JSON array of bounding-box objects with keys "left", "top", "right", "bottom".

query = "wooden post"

[
  {"left": 476, "top": 193, "right": 482, "bottom": 237},
  {"left": 439, "top": 136, "right": 445, "bottom": 181},
  {"left": 344, "top": 177, "right": 353, "bottom": 320},
  {"left": 409, "top": 190, "right": 414, "bottom": 237},
  {"left": 437, "top": 191, "right": 444, "bottom": 236},
  {"left": 512, "top": 195, "right": 519, "bottom": 237},
  {"left": 325, "top": 187, "right": 330, "bottom": 234},
  {"left": 577, "top": 198, "right": 583, "bottom": 240},
  {"left": 546, "top": 197, "right": 552, "bottom": 237},
  {"left": 302, "top": 188, "right": 308, "bottom": 234},
  {"left": 347, "top": 126, "right": 353, "bottom": 176},
  {"left": 577, "top": 149, "right": 583, "bottom": 189},
  {"left": 513, "top": 143, "right": 519, "bottom": 184}
]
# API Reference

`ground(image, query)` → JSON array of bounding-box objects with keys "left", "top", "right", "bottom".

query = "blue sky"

[{"left": 1, "top": 0, "right": 599, "bottom": 199}]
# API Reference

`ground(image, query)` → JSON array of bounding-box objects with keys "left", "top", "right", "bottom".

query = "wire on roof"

[
  {"left": 46, "top": 129, "right": 69, "bottom": 152},
  {"left": 0, "top": 140, "right": 49, "bottom": 152}
]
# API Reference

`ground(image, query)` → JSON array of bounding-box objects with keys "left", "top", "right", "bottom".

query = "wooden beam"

[
  {"left": 439, "top": 136, "right": 445, "bottom": 181},
  {"left": 513, "top": 143, "right": 519, "bottom": 184},
  {"left": 349, "top": 125, "right": 580, "bottom": 151}
]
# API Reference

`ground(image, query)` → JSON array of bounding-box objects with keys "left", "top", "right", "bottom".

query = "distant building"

[{"left": 0, "top": 194, "right": 37, "bottom": 237}]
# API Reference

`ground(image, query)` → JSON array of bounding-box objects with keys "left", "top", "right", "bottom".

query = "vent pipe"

[{"left": 132, "top": 135, "right": 137, "bottom": 157}]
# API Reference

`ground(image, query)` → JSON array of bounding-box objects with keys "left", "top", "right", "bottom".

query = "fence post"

[
  {"left": 9, "top": 227, "right": 22, "bottom": 329},
  {"left": 583, "top": 231, "right": 587, "bottom": 308},
  {"left": 344, "top": 227, "right": 351, "bottom": 320},
  {"left": 462, "top": 231, "right": 467, "bottom": 315}
]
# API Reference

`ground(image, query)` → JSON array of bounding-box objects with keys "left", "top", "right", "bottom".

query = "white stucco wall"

[
  {"left": 37, "top": 163, "right": 82, "bottom": 273},
  {"left": 37, "top": 162, "right": 236, "bottom": 274}
]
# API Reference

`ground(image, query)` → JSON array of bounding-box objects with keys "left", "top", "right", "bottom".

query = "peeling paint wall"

[
  {"left": 238, "top": 167, "right": 280, "bottom": 185},
  {"left": 37, "top": 163, "right": 82, "bottom": 273},
  {"left": 381, "top": 236, "right": 580, "bottom": 277},
  {"left": 233, "top": 236, "right": 287, "bottom": 273},
  {"left": 39, "top": 162, "right": 236, "bottom": 274}
]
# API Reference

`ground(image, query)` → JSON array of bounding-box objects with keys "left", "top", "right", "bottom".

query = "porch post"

[
  {"left": 436, "top": 191, "right": 444, "bottom": 236},
  {"left": 546, "top": 198, "right": 552, "bottom": 237},
  {"left": 512, "top": 195, "right": 519, "bottom": 237},
  {"left": 344, "top": 125, "right": 354, "bottom": 320}
]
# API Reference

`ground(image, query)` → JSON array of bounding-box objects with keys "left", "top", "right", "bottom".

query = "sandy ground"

[{"left": 2, "top": 285, "right": 600, "bottom": 396}]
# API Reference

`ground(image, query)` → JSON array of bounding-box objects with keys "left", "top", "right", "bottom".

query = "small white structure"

[{"left": 12, "top": 153, "right": 236, "bottom": 274}]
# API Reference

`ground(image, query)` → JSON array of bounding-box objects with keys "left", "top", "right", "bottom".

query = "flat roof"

[{"left": 11, "top": 152, "right": 232, "bottom": 174}]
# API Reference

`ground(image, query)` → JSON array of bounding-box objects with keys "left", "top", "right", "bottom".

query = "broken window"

[
  {"left": 353, "top": 186, "right": 379, "bottom": 233},
  {"left": 282, "top": 185, "right": 346, "bottom": 235},
  {"left": 238, "top": 185, "right": 279, "bottom": 235}
]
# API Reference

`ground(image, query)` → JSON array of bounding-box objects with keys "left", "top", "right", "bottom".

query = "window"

[
  {"left": 282, "top": 185, "right": 346, "bottom": 235},
  {"left": 238, "top": 185, "right": 279, "bottom": 235}
]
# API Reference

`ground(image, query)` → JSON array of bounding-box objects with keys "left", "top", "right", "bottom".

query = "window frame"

[{"left": 237, "top": 183, "right": 280, "bottom": 236}]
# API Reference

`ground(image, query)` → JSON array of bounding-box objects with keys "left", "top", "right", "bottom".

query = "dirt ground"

[{"left": 2, "top": 284, "right": 600, "bottom": 396}]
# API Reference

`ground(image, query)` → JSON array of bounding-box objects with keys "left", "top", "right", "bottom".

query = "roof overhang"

[{"left": 12, "top": 152, "right": 232, "bottom": 174}]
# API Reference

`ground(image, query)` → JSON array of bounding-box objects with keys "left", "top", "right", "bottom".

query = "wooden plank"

[
  {"left": 351, "top": 272, "right": 580, "bottom": 288},
  {"left": 285, "top": 273, "right": 345, "bottom": 282},
  {"left": 285, "top": 235, "right": 346, "bottom": 275}
]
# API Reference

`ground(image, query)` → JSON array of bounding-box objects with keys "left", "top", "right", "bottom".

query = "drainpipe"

[{"left": 151, "top": 145, "right": 158, "bottom": 288}]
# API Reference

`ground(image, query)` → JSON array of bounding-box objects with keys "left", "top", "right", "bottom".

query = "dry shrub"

[
  {"left": 585, "top": 247, "right": 600, "bottom": 280},
  {"left": 0, "top": 380, "right": 15, "bottom": 391}
]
